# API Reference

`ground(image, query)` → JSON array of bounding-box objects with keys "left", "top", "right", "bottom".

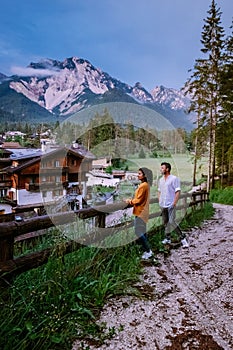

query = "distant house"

[
  {"left": 112, "top": 170, "right": 125, "bottom": 180},
  {"left": 0, "top": 143, "right": 95, "bottom": 208},
  {"left": 92, "top": 157, "right": 112, "bottom": 171},
  {"left": 5, "top": 131, "right": 26, "bottom": 139}
]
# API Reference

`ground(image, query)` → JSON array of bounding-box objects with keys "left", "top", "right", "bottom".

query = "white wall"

[
  {"left": 86, "top": 174, "right": 120, "bottom": 187},
  {"left": 17, "top": 189, "right": 44, "bottom": 205}
]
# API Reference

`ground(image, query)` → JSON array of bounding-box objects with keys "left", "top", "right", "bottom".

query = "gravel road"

[{"left": 73, "top": 203, "right": 233, "bottom": 350}]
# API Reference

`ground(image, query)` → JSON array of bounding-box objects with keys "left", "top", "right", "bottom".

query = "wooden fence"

[{"left": 0, "top": 191, "right": 209, "bottom": 279}]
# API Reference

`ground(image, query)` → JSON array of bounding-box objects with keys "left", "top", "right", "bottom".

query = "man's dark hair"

[{"left": 161, "top": 162, "right": 171, "bottom": 172}]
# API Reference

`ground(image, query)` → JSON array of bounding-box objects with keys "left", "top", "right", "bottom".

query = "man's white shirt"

[{"left": 158, "top": 174, "right": 181, "bottom": 208}]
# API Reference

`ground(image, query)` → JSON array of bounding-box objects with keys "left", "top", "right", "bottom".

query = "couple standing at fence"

[{"left": 125, "top": 162, "right": 189, "bottom": 261}]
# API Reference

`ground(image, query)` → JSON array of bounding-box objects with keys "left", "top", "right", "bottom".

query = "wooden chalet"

[{"left": 0, "top": 144, "right": 95, "bottom": 208}]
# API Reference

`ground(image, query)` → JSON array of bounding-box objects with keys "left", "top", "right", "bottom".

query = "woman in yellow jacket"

[{"left": 126, "top": 167, "right": 153, "bottom": 260}]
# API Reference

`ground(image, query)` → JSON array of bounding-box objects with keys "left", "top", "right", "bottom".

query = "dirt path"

[{"left": 73, "top": 203, "right": 233, "bottom": 350}]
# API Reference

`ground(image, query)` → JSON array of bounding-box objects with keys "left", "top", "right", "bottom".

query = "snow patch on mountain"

[
  {"left": 6, "top": 57, "right": 192, "bottom": 127},
  {"left": 151, "top": 85, "right": 189, "bottom": 110},
  {"left": 131, "top": 82, "right": 154, "bottom": 103}
]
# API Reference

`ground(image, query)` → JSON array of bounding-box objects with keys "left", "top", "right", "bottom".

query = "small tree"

[{"left": 138, "top": 147, "right": 146, "bottom": 158}]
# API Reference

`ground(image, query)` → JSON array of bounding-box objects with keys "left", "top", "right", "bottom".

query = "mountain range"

[{"left": 0, "top": 57, "right": 195, "bottom": 130}]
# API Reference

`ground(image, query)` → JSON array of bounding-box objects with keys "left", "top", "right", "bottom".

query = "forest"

[{"left": 183, "top": 0, "right": 233, "bottom": 190}]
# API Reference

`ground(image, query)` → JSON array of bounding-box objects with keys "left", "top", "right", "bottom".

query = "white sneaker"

[
  {"left": 162, "top": 238, "right": 171, "bottom": 244},
  {"left": 141, "top": 250, "right": 153, "bottom": 260},
  {"left": 181, "top": 238, "right": 189, "bottom": 248}
]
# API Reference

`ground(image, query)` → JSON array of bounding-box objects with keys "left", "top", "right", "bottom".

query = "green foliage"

[
  {"left": 209, "top": 187, "right": 233, "bottom": 205},
  {"left": 183, "top": 0, "right": 230, "bottom": 190},
  {"left": 56, "top": 110, "right": 189, "bottom": 159},
  {"left": 138, "top": 147, "right": 146, "bottom": 158},
  {"left": 150, "top": 150, "right": 158, "bottom": 158},
  {"left": 0, "top": 245, "right": 141, "bottom": 350},
  {"left": 93, "top": 185, "right": 115, "bottom": 195},
  {"left": 105, "top": 165, "right": 113, "bottom": 174}
]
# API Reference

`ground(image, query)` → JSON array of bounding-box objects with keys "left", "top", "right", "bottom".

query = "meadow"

[{"left": 127, "top": 153, "right": 207, "bottom": 184}]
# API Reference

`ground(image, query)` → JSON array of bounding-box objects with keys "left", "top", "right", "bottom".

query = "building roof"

[
  {"left": 9, "top": 148, "right": 43, "bottom": 160},
  {"left": 2, "top": 144, "right": 95, "bottom": 174},
  {"left": 1, "top": 142, "right": 24, "bottom": 149},
  {"left": 2, "top": 157, "right": 40, "bottom": 174},
  {"left": 41, "top": 145, "right": 96, "bottom": 160}
]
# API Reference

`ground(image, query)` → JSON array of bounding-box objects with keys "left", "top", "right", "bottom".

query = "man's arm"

[{"left": 173, "top": 190, "right": 180, "bottom": 206}]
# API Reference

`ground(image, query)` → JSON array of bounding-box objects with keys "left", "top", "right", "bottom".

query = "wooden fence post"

[
  {"left": 96, "top": 213, "right": 106, "bottom": 228},
  {"left": 182, "top": 195, "right": 187, "bottom": 217},
  {"left": 191, "top": 192, "right": 196, "bottom": 211},
  {"left": 0, "top": 236, "right": 14, "bottom": 262}
]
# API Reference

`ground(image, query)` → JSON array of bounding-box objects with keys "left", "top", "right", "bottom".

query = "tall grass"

[
  {"left": 210, "top": 187, "right": 233, "bottom": 205},
  {"left": 0, "top": 244, "right": 142, "bottom": 350},
  {"left": 0, "top": 202, "right": 214, "bottom": 349}
]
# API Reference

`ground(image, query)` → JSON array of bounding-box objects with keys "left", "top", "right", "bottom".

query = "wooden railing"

[{"left": 0, "top": 191, "right": 209, "bottom": 279}]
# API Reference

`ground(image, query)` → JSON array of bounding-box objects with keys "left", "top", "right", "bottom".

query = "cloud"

[{"left": 11, "top": 66, "right": 60, "bottom": 77}]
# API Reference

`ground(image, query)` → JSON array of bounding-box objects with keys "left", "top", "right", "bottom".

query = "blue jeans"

[
  {"left": 161, "top": 206, "right": 185, "bottom": 240},
  {"left": 134, "top": 216, "right": 151, "bottom": 252}
]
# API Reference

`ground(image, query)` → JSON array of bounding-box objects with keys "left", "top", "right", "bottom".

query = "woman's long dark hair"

[{"left": 139, "top": 167, "right": 153, "bottom": 186}]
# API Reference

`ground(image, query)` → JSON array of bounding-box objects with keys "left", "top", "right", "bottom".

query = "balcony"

[
  {"left": 0, "top": 180, "right": 12, "bottom": 188},
  {"left": 39, "top": 181, "right": 68, "bottom": 189},
  {"left": 40, "top": 166, "right": 68, "bottom": 173}
]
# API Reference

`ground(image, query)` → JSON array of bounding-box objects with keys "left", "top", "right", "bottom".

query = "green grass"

[
  {"left": 210, "top": 187, "right": 233, "bottom": 205},
  {"left": 0, "top": 245, "right": 142, "bottom": 350},
  {"left": 0, "top": 201, "right": 214, "bottom": 350},
  {"left": 128, "top": 154, "right": 208, "bottom": 184}
]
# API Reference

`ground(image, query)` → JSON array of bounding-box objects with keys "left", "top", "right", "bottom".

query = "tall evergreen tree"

[
  {"left": 184, "top": 0, "right": 225, "bottom": 190},
  {"left": 216, "top": 21, "right": 233, "bottom": 186},
  {"left": 219, "top": 21, "right": 233, "bottom": 121}
]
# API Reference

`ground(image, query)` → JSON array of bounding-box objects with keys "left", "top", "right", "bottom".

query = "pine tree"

[
  {"left": 184, "top": 0, "right": 225, "bottom": 190},
  {"left": 216, "top": 21, "right": 233, "bottom": 186}
]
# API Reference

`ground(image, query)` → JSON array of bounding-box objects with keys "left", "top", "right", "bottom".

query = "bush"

[
  {"left": 138, "top": 147, "right": 146, "bottom": 158},
  {"left": 105, "top": 165, "right": 113, "bottom": 174},
  {"left": 150, "top": 151, "right": 158, "bottom": 158}
]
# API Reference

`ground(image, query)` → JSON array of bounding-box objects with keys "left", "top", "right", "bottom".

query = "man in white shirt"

[{"left": 158, "top": 162, "right": 189, "bottom": 248}]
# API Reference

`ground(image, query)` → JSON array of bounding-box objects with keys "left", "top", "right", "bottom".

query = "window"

[
  {"left": 55, "top": 160, "right": 60, "bottom": 167},
  {"left": 53, "top": 189, "right": 63, "bottom": 196},
  {"left": 0, "top": 189, "right": 7, "bottom": 197},
  {"left": 40, "top": 161, "right": 46, "bottom": 168}
]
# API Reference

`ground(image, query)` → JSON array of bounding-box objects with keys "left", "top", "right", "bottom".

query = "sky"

[{"left": 0, "top": 0, "right": 232, "bottom": 91}]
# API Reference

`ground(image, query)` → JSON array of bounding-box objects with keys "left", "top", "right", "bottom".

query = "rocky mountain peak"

[
  {"left": 151, "top": 85, "right": 189, "bottom": 110},
  {"left": 0, "top": 56, "right": 194, "bottom": 129}
]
